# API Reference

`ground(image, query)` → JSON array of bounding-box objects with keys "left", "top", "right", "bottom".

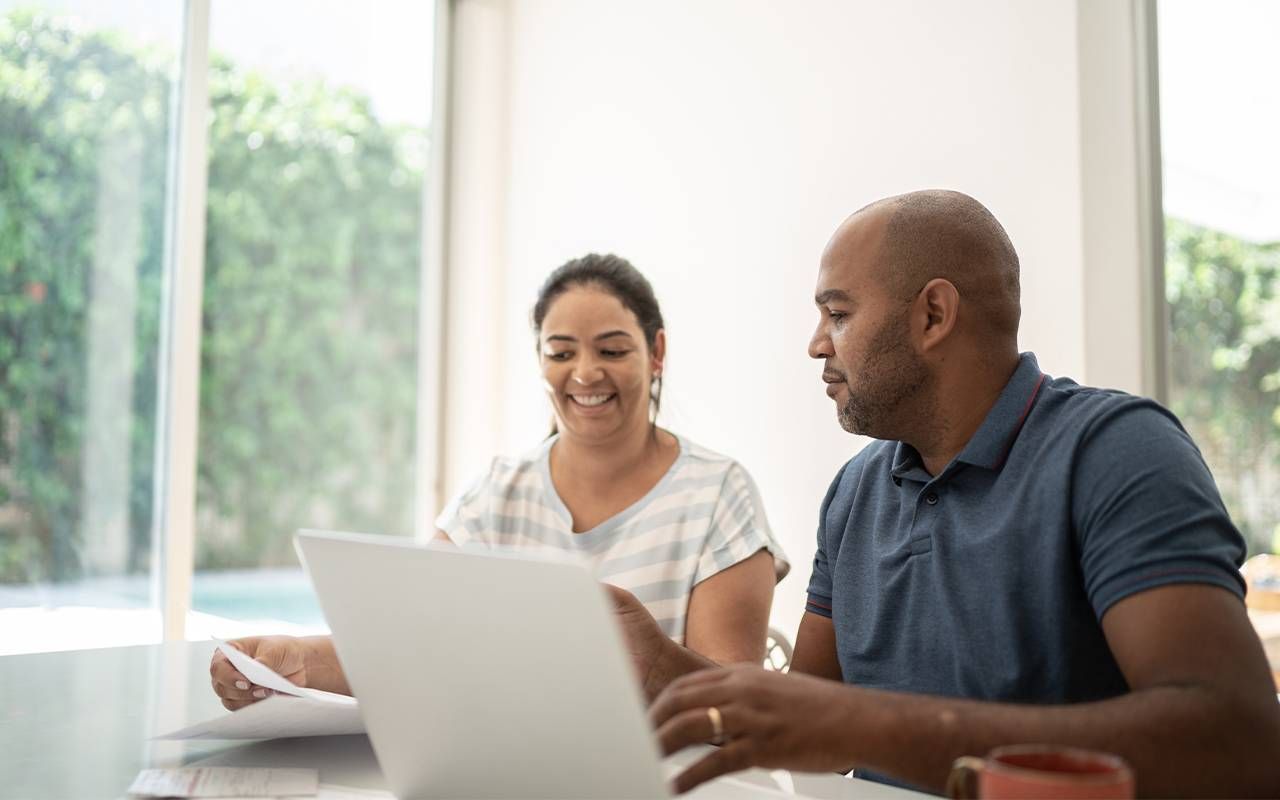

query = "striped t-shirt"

[{"left": 435, "top": 434, "right": 789, "bottom": 644}]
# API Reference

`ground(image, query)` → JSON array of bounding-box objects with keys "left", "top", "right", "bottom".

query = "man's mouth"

[
  {"left": 569, "top": 393, "right": 616, "bottom": 408},
  {"left": 822, "top": 369, "right": 846, "bottom": 398}
]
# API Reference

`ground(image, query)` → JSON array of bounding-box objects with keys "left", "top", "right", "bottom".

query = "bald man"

[{"left": 612, "top": 191, "right": 1280, "bottom": 796}]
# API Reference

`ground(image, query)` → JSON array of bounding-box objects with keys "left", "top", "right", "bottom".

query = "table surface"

[{"left": 0, "top": 641, "right": 927, "bottom": 799}]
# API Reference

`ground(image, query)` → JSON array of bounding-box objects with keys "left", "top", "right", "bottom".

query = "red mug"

[{"left": 946, "top": 744, "right": 1135, "bottom": 799}]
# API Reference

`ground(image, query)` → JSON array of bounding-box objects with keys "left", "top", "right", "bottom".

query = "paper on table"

[
  {"left": 127, "top": 767, "right": 318, "bottom": 797},
  {"left": 154, "top": 644, "right": 364, "bottom": 740},
  {"left": 154, "top": 692, "right": 365, "bottom": 740}
]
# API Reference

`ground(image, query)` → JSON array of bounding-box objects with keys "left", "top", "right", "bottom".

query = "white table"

[{"left": 0, "top": 641, "right": 927, "bottom": 799}]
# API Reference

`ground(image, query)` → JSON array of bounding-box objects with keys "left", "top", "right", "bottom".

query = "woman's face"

[{"left": 539, "top": 285, "right": 664, "bottom": 443}]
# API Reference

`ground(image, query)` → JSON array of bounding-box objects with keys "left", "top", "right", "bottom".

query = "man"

[{"left": 616, "top": 190, "right": 1280, "bottom": 796}]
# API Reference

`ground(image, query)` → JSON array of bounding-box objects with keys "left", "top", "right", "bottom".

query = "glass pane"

[
  {"left": 190, "top": 0, "right": 434, "bottom": 636},
  {"left": 1159, "top": 0, "right": 1280, "bottom": 559},
  {"left": 0, "top": 2, "right": 183, "bottom": 653}
]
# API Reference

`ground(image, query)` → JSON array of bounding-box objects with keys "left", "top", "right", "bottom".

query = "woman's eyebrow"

[{"left": 544, "top": 330, "right": 633, "bottom": 344}]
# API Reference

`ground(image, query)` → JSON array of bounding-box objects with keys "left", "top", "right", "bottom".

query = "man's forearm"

[{"left": 838, "top": 682, "right": 1280, "bottom": 797}]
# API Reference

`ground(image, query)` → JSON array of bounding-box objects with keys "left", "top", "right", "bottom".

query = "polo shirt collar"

[
  {"left": 890, "top": 441, "right": 925, "bottom": 478},
  {"left": 890, "top": 352, "right": 1044, "bottom": 479},
  {"left": 954, "top": 352, "right": 1045, "bottom": 471}
]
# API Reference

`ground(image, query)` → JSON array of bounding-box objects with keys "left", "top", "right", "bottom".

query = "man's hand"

[
  {"left": 649, "top": 665, "right": 858, "bottom": 794},
  {"left": 605, "top": 584, "right": 681, "bottom": 700},
  {"left": 605, "top": 583, "right": 716, "bottom": 701}
]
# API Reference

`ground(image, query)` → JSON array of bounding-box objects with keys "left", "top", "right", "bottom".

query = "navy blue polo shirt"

[{"left": 805, "top": 352, "right": 1246, "bottom": 704}]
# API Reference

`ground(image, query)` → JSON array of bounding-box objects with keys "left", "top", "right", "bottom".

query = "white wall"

[{"left": 445, "top": 0, "right": 1145, "bottom": 639}]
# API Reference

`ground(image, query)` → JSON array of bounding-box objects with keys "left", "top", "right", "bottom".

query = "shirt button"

[{"left": 925, "top": 492, "right": 939, "bottom": 505}]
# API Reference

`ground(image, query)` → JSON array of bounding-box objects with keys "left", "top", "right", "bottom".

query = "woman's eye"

[
  {"left": 601, "top": 349, "right": 630, "bottom": 358},
  {"left": 546, "top": 351, "right": 572, "bottom": 361}
]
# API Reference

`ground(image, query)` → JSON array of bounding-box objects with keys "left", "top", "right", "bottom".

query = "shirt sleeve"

[
  {"left": 433, "top": 466, "right": 492, "bottom": 548},
  {"left": 692, "top": 462, "right": 790, "bottom": 586},
  {"left": 805, "top": 463, "right": 848, "bottom": 619},
  {"left": 1072, "top": 400, "right": 1247, "bottom": 620}
]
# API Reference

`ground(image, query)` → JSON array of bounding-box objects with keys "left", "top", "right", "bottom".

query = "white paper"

[
  {"left": 154, "top": 645, "right": 365, "bottom": 740},
  {"left": 215, "top": 641, "right": 305, "bottom": 697},
  {"left": 215, "top": 642, "right": 355, "bottom": 705},
  {"left": 155, "top": 692, "right": 366, "bottom": 740},
  {"left": 127, "top": 767, "right": 317, "bottom": 797}
]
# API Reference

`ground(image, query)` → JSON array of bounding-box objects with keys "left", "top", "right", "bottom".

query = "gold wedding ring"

[{"left": 706, "top": 705, "right": 726, "bottom": 745}]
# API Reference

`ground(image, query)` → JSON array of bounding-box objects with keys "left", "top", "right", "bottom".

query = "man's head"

[{"left": 808, "top": 190, "right": 1021, "bottom": 440}]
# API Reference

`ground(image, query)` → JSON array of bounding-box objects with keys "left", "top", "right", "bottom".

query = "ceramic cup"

[{"left": 945, "top": 744, "right": 1135, "bottom": 799}]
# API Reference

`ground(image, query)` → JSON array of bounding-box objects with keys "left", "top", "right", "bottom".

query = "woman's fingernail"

[
  {"left": 253, "top": 689, "right": 266, "bottom": 699},
  {"left": 236, "top": 681, "right": 249, "bottom": 690}
]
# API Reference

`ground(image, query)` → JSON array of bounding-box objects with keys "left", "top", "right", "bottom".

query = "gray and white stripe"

[{"left": 436, "top": 434, "right": 789, "bottom": 643}]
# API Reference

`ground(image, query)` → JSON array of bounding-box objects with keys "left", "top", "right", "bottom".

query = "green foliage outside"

[
  {"left": 0, "top": 10, "right": 422, "bottom": 583},
  {"left": 1166, "top": 217, "right": 1280, "bottom": 556}
]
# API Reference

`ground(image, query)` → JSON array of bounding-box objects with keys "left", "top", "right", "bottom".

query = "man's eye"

[{"left": 828, "top": 311, "right": 848, "bottom": 322}]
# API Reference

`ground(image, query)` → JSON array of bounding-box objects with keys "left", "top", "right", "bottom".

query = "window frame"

[{"left": 1077, "top": 0, "right": 1167, "bottom": 401}]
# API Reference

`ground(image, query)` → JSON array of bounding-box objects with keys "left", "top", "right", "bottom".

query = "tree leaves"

[
  {"left": 1166, "top": 217, "right": 1280, "bottom": 554},
  {"left": 1, "top": 12, "right": 424, "bottom": 582}
]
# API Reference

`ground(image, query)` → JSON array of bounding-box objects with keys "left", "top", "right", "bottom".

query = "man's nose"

[{"left": 808, "top": 325, "right": 831, "bottom": 360}]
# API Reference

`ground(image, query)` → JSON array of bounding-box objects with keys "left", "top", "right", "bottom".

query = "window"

[
  {"left": 0, "top": 3, "right": 182, "bottom": 654},
  {"left": 192, "top": 0, "right": 434, "bottom": 636},
  {"left": 1158, "top": 0, "right": 1280, "bottom": 560},
  {"left": 0, "top": 1, "right": 440, "bottom": 653}
]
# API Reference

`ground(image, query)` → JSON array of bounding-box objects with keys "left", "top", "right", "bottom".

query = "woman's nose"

[{"left": 571, "top": 360, "right": 604, "bottom": 385}]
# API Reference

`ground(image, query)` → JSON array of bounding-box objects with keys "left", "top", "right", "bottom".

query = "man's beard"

[{"left": 837, "top": 312, "right": 928, "bottom": 437}]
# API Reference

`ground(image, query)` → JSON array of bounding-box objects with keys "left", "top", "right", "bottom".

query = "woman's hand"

[{"left": 208, "top": 636, "right": 312, "bottom": 711}]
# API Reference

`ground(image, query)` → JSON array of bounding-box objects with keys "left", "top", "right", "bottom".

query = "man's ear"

[{"left": 915, "top": 278, "right": 959, "bottom": 352}]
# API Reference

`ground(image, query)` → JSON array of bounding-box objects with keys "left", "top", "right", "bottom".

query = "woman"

[{"left": 211, "top": 254, "right": 788, "bottom": 709}]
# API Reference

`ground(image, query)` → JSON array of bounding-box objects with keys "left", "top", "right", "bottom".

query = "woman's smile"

[{"left": 567, "top": 392, "right": 618, "bottom": 414}]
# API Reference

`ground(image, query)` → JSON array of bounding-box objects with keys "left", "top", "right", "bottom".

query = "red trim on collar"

[{"left": 994, "top": 373, "right": 1046, "bottom": 469}]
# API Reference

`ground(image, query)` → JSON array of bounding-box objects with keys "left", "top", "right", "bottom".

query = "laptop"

[{"left": 297, "top": 529, "right": 790, "bottom": 800}]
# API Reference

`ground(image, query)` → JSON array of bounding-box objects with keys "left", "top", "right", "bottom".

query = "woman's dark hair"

[{"left": 532, "top": 253, "right": 665, "bottom": 428}]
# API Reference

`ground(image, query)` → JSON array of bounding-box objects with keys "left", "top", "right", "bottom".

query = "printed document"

[{"left": 127, "top": 767, "right": 318, "bottom": 797}]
